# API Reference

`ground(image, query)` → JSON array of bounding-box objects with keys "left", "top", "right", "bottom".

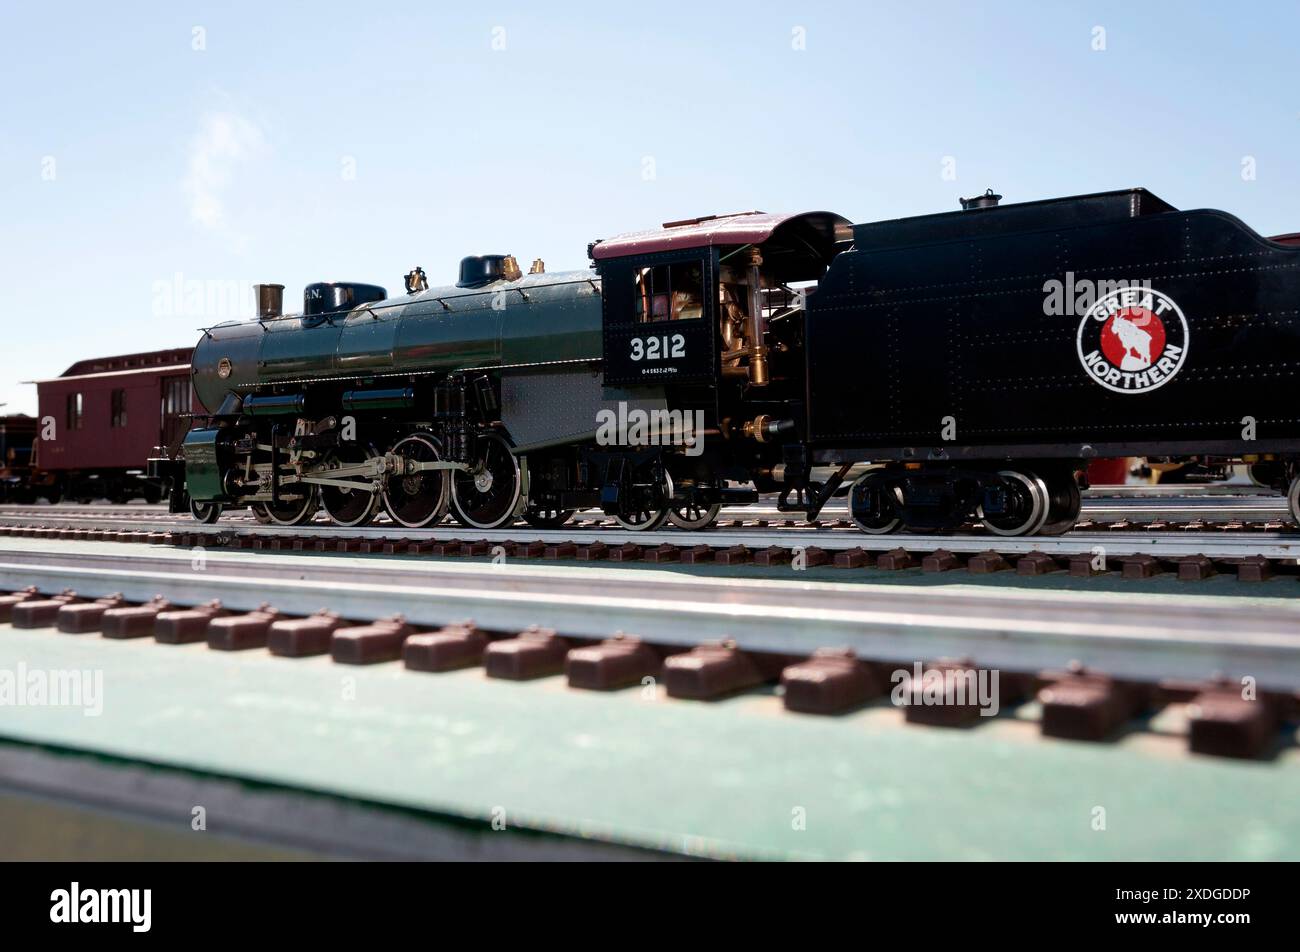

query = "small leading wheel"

[
  {"left": 189, "top": 498, "right": 223, "bottom": 524},
  {"left": 848, "top": 470, "right": 903, "bottom": 534},
  {"left": 613, "top": 469, "right": 673, "bottom": 531},
  {"left": 668, "top": 499, "right": 722, "bottom": 531},
  {"left": 977, "top": 470, "right": 1049, "bottom": 537},
  {"left": 521, "top": 504, "right": 575, "bottom": 529},
  {"left": 250, "top": 486, "right": 319, "bottom": 527},
  {"left": 450, "top": 432, "right": 522, "bottom": 530},
  {"left": 383, "top": 433, "right": 450, "bottom": 529},
  {"left": 319, "top": 446, "right": 381, "bottom": 528}
]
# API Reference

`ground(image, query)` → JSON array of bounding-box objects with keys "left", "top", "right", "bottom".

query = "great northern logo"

[{"left": 1076, "top": 287, "right": 1188, "bottom": 393}]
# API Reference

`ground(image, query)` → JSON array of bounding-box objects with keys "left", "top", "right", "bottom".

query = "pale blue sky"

[{"left": 1, "top": 0, "right": 1297, "bottom": 413}]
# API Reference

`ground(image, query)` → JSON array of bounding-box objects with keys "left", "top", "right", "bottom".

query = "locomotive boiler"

[{"left": 155, "top": 188, "right": 1300, "bottom": 536}]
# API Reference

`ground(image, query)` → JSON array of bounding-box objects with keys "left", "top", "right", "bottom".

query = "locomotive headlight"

[{"left": 217, "top": 357, "right": 233, "bottom": 379}]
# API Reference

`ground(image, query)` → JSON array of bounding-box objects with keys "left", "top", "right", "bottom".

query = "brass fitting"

[
  {"left": 743, "top": 414, "right": 773, "bottom": 442},
  {"left": 746, "top": 247, "right": 769, "bottom": 386}
]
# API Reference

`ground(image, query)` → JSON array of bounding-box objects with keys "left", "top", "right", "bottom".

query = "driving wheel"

[
  {"left": 383, "top": 434, "right": 450, "bottom": 529},
  {"left": 450, "top": 432, "right": 522, "bottom": 530}
]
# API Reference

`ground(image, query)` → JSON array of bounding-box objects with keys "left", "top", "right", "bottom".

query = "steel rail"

[
  {"left": 2, "top": 495, "right": 1293, "bottom": 526},
  {"left": 2, "top": 542, "right": 1300, "bottom": 690},
  {"left": 4, "top": 509, "right": 1300, "bottom": 558},
  {"left": 1, "top": 505, "right": 1291, "bottom": 529}
]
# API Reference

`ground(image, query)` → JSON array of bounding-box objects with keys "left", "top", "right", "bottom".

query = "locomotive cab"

[
  {"left": 586, "top": 210, "right": 851, "bottom": 523},
  {"left": 590, "top": 210, "right": 849, "bottom": 393}
]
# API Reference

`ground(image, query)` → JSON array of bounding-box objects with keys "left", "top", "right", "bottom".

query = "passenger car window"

[{"left": 110, "top": 388, "right": 127, "bottom": 428}]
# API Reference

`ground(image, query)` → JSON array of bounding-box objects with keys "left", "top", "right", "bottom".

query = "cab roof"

[{"left": 589, "top": 210, "right": 851, "bottom": 261}]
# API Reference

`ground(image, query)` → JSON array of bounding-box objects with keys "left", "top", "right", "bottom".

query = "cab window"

[{"left": 635, "top": 263, "right": 704, "bottom": 322}]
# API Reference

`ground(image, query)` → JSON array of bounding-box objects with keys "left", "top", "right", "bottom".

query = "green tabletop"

[{"left": 0, "top": 624, "right": 1296, "bottom": 860}]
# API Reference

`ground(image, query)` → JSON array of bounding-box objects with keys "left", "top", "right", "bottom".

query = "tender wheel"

[
  {"left": 1249, "top": 461, "right": 1286, "bottom": 491},
  {"left": 668, "top": 499, "right": 722, "bottom": 530},
  {"left": 1036, "top": 470, "right": 1083, "bottom": 537},
  {"left": 189, "top": 498, "right": 223, "bottom": 524},
  {"left": 849, "top": 470, "right": 903, "bottom": 534},
  {"left": 522, "top": 505, "right": 575, "bottom": 529},
  {"left": 613, "top": 468, "right": 672, "bottom": 531},
  {"left": 1287, "top": 472, "right": 1300, "bottom": 527},
  {"left": 251, "top": 485, "right": 319, "bottom": 526},
  {"left": 319, "top": 446, "right": 381, "bottom": 528},
  {"left": 451, "top": 433, "right": 522, "bottom": 530},
  {"left": 978, "top": 470, "right": 1049, "bottom": 537},
  {"left": 383, "top": 434, "right": 450, "bottom": 529}
]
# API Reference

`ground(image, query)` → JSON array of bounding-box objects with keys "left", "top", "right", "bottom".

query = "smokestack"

[{"left": 254, "top": 283, "right": 285, "bottom": 319}]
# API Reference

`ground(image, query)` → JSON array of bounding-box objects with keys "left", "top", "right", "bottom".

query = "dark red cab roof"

[{"left": 589, "top": 210, "right": 851, "bottom": 261}]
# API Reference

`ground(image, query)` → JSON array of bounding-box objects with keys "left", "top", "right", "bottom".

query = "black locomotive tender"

[{"left": 152, "top": 188, "right": 1300, "bottom": 536}]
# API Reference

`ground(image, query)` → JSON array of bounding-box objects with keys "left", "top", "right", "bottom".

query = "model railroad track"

[
  {"left": 4, "top": 507, "right": 1300, "bottom": 582},
  {"left": 0, "top": 543, "right": 1298, "bottom": 762},
  {"left": 0, "top": 490, "right": 1292, "bottom": 532}
]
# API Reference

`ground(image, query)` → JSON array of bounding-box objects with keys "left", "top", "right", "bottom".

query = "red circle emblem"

[{"left": 1099, "top": 306, "right": 1167, "bottom": 371}]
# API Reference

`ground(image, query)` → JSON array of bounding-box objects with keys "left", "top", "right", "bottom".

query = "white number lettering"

[{"left": 630, "top": 335, "right": 686, "bottom": 362}]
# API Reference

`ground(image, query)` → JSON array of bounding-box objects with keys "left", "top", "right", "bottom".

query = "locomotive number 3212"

[{"left": 630, "top": 334, "right": 685, "bottom": 361}]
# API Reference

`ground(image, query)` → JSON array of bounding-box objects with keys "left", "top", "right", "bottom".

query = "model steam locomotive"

[{"left": 152, "top": 188, "right": 1300, "bottom": 536}]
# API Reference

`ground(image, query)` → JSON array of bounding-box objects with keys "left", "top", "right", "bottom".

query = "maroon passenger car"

[{"left": 29, "top": 348, "right": 195, "bottom": 503}]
